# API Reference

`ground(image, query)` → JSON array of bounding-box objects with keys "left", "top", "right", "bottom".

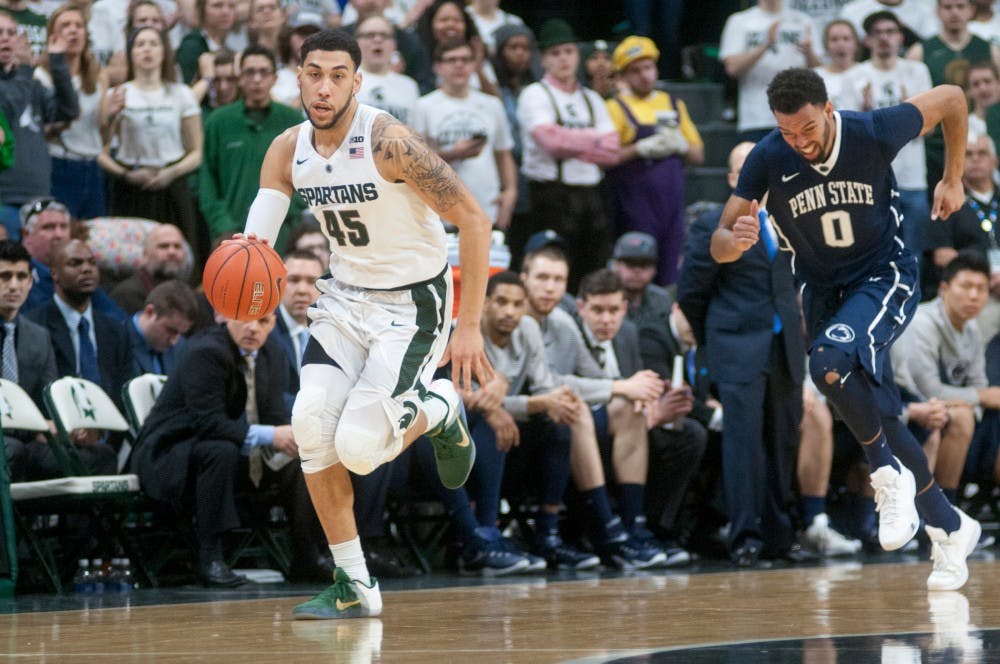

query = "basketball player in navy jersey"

[
  {"left": 712, "top": 67, "right": 980, "bottom": 591},
  {"left": 238, "top": 29, "right": 495, "bottom": 618}
]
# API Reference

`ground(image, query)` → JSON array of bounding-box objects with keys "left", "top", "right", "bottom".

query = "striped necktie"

[{"left": 1, "top": 321, "right": 17, "bottom": 382}]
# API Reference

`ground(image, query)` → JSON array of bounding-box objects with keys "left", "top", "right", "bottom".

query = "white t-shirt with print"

[
  {"left": 358, "top": 69, "right": 420, "bottom": 125},
  {"left": 413, "top": 88, "right": 513, "bottom": 223},
  {"left": 839, "top": 59, "right": 932, "bottom": 190},
  {"left": 719, "top": 6, "right": 821, "bottom": 132},
  {"left": 516, "top": 81, "right": 614, "bottom": 186},
  {"left": 115, "top": 82, "right": 200, "bottom": 168}
]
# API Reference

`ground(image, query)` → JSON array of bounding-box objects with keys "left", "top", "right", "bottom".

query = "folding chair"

[
  {"left": 35, "top": 377, "right": 148, "bottom": 590},
  {"left": 0, "top": 379, "right": 51, "bottom": 594},
  {"left": 122, "top": 374, "right": 167, "bottom": 435}
]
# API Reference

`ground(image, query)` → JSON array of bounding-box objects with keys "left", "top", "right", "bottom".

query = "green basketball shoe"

[
  {"left": 424, "top": 378, "right": 476, "bottom": 490},
  {"left": 292, "top": 568, "right": 382, "bottom": 620}
]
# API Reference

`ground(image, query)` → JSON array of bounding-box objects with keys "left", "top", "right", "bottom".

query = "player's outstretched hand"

[
  {"left": 931, "top": 179, "right": 964, "bottom": 221},
  {"left": 441, "top": 324, "right": 496, "bottom": 394},
  {"left": 733, "top": 199, "right": 761, "bottom": 251}
]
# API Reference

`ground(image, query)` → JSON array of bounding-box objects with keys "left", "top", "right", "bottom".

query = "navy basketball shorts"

[{"left": 801, "top": 254, "right": 919, "bottom": 417}]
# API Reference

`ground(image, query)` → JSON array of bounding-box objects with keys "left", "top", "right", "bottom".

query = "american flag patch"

[{"left": 349, "top": 147, "right": 365, "bottom": 159}]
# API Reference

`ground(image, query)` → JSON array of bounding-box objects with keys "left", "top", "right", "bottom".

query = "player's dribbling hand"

[
  {"left": 227, "top": 232, "right": 270, "bottom": 246},
  {"left": 733, "top": 199, "right": 761, "bottom": 252}
]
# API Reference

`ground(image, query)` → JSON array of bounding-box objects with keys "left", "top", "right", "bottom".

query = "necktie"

[
  {"left": 77, "top": 317, "right": 101, "bottom": 383},
  {"left": 1, "top": 321, "right": 17, "bottom": 382},
  {"left": 593, "top": 344, "right": 606, "bottom": 370},
  {"left": 245, "top": 354, "right": 264, "bottom": 487}
]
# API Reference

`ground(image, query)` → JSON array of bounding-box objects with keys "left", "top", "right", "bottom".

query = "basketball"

[{"left": 203, "top": 238, "right": 286, "bottom": 321}]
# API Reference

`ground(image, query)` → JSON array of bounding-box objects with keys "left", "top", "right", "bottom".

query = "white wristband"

[{"left": 244, "top": 188, "right": 291, "bottom": 246}]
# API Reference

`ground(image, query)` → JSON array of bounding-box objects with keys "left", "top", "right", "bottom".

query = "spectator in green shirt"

[{"left": 199, "top": 44, "right": 305, "bottom": 250}]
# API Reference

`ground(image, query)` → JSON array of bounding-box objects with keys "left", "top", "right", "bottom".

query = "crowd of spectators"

[{"left": 4, "top": 0, "right": 1000, "bottom": 586}]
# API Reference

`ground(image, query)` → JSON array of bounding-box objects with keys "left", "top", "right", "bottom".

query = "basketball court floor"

[{"left": 1, "top": 549, "right": 997, "bottom": 662}]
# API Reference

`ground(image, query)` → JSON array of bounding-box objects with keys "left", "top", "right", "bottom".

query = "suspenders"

[{"left": 538, "top": 81, "right": 596, "bottom": 183}]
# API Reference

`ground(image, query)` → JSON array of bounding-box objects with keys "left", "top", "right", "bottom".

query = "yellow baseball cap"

[{"left": 613, "top": 36, "right": 659, "bottom": 72}]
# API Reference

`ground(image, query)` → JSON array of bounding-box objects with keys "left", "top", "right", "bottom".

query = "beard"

[{"left": 303, "top": 92, "right": 354, "bottom": 130}]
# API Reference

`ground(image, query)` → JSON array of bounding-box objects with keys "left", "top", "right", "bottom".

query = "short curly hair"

[{"left": 767, "top": 68, "right": 829, "bottom": 114}]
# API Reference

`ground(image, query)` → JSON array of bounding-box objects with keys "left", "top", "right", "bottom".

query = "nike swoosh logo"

[
  {"left": 295, "top": 158, "right": 309, "bottom": 165},
  {"left": 390, "top": 320, "right": 407, "bottom": 327},
  {"left": 336, "top": 598, "right": 361, "bottom": 610},
  {"left": 839, "top": 371, "right": 852, "bottom": 387},
  {"left": 781, "top": 173, "right": 799, "bottom": 183}
]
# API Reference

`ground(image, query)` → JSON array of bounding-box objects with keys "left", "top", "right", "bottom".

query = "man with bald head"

[
  {"left": 111, "top": 224, "right": 192, "bottom": 314},
  {"left": 27, "top": 239, "right": 137, "bottom": 412}
]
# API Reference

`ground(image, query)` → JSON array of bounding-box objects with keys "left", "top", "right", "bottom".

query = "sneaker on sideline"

[
  {"left": 870, "top": 458, "right": 919, "bottom": 551},
  {"left": 292, "top": 568, "right": 382, "bottom": 620},
  {"left": 799, "top": 513, "right": 862, "bottom": 557},
  {"left": 534, "top": 533, "right": 600, "bottom": 571},
  {"left": 424, "top": 379, "right": 476, "bottom": 490},
  {"left": 926, "top": 507, "right": 981, "bottom": 591},
  {"left": 459, "top": 534, "right": 530, "bottom": 577}
]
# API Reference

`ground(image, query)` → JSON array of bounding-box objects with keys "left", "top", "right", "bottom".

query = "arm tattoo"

[{"left": 372, "top": 114, "right": 464, "bottom": 211}]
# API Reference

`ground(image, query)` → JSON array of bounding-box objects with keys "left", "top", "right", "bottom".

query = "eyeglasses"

[
  {"left": 241, "top": 67, "right": 275, "bottom": 79},
  {"left": 440, "top": 55, "right": 474, "bottom": 65},
  {"left": 357, "top": 31, "right": 393, "bottom": 41}
]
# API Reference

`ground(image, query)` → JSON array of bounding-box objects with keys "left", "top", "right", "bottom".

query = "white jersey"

[{"left": 291, "top": 103, "right": 447, "bottom": 289}]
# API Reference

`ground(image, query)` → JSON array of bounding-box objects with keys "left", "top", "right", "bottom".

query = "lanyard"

[{"left": 968, "top": 194, "right": 1000, "bottom": 249}]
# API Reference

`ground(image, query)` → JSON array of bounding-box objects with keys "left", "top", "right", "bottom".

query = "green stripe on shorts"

[{"left": 391, "top": 270, "right": 448, "bottom": 398}]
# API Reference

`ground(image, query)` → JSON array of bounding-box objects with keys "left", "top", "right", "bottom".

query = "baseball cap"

[
  {"left": 612, "top": 231, "right": 657, "bottom": 262},
  {"left": 523, "top": 229, "right": 566, "bottom": 255},
  {"left": 612, "top": 35, "right": 659, "bottom": 73},
  {"left": 537, "top": 18, "right": 578, "bottom": 51}
]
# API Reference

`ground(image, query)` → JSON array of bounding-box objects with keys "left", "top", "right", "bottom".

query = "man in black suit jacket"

[
  {"left": 575, "top": 269, "right": 705, "bottom": 565},
  {"left": 677, "top": 142, "right": 806, "bottom": 567},
  {"left": 126, "top": 280, "right": 200, "bottom": 376},
  {"left": 25, "top": 239, "right": 133, "bottom": 475},
  {"left": 0, "top": 240, "right": 59, "bottom": 481},
  {"left": 133, "top": 314, "right": 326, "bottom": 586}
]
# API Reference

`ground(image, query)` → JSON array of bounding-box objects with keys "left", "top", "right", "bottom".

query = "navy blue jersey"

[{"left": 735, "top": 104, "right": 924, "bottom": 287}]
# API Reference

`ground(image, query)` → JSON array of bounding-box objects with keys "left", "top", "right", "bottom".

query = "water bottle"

[
  {"left": 73, "top": 559, "right": 94, "bottom": 595},
  {"left": 90, "top": 558, "right": 106, "bottom": 595},
  {"left": 489, "top": 230, "right": 511, "bottom": 270},
  {"left": 119, "top": 557, "right": 135, "bottom": 593}
]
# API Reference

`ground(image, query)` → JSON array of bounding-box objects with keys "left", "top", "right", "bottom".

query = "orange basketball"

[{"left": 203, "top": 238, "right": 286, "bottom": 321}]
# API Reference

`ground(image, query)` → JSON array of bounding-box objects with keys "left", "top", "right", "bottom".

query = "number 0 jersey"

[
  {"left": 292, "top": 103, "right": 447, "bottom": 289},
  {"left": 735, "top": 104, "right": 924, "bottom": 287}
]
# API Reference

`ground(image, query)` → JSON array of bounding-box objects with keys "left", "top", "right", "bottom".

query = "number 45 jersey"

[
  {"left": 735, "top": 104, "right": 924, "bottom": 287},
  {"left": 292, "top": 103, "right": 448, "bottom": 289}
]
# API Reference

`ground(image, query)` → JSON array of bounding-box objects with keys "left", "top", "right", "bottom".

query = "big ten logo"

[
  {"left": 247, "top": 281, "right": 266, "bottom": 317},
  {"left": 350, "top": 135, "right": 365, "bottom": 143}
]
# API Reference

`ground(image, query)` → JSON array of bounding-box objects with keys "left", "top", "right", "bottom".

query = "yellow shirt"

[{"left": 606, "top": 91, "right": 703, "bottom": 148}]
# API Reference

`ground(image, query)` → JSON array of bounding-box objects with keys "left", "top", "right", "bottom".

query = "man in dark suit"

[
  {"left": 0, "top": 240, "right": 59, "bottom": 481},
  {"left": 26, "top": 239, "right": 136, "bottom": 410},
  {"left": 133, "top": 313, "right": 327, "bottom": 586},
  {"left": 126, "top": 280, "right": 200, "bottom": 376},
  {"left": 575, "top": 268, "right": 705, "bottom": 566},
  {"left": 19, "top": 198, "right": 125, "bottom": 321},
  {"left": 271, "top": 250, "right": 325, "bottom": 407},
  {"left": 677, "top": 141, "right": 806, "bottom": 567},
  {"left": 25, "top": 239, "right": 135, "bottom": 474}
]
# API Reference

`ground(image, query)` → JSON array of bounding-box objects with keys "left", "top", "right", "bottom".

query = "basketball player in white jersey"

[{"left": 240, "top": 29, "right": 494, "bottom": 620}]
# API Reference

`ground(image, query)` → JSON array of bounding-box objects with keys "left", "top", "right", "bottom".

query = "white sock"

[
  {"left": 330, "top": 537, "right": 371, "bottom": 585},
  {"left": 422, "top": 390, "right": 451, "bottom": 432}
]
